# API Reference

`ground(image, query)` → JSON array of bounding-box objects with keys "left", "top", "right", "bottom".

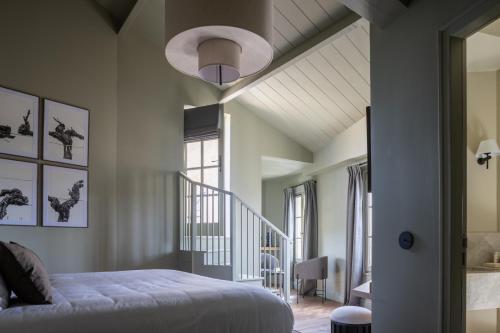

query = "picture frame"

[
  {"left": 43, "top": 165, "right": 88, "bottom": 228},
  {"left": 0, "top": 159, "right": 38, "bottom": 226},
  {"left": 43, "top": 99, "right": 88, "bottom": 166},
  {"left": 0, "top": 86, "right": 39, "bottom": 158}
]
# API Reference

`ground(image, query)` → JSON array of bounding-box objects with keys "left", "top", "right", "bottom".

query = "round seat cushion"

[{"left": 330, "top": 306, "right": 372, "bottom": 325}]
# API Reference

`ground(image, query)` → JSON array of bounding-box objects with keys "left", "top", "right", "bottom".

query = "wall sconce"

[{"left": 476, "top": 139, "right": 500, "bottom": 169}]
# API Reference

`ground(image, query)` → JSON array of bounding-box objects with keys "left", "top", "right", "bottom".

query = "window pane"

[
  {"left": 295, "top": 196, "right": 302, "bottom": 217},
  {"left": 367, "top": 209, "right": 373, "bottom": 237},
  {"left": 203, "top": 139, "right": 219, "bottom": 167},
  {"left": 295, "top": 238, "right": 302, "bottom": 260},
  {"left": 187, "top": 169, "right": 201, "bottom": 183},
  {"left": 203, "top": 167, "right": 219, "bottom": 187},
  {"left": 295, "top": 218, "right": 302, "bottom": 236},
  {"left": 367, "top": 238, "right": 372, "bottom": 269},
  {"left": 186, "top": 142, "right": 201, "bottom": 168}
]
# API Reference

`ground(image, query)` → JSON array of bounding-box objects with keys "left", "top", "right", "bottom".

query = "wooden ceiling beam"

[{"left": 338, "top": 0, "right": 411, "bottom": 28}]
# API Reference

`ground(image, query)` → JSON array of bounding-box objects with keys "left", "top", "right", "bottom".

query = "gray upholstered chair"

[{"left": 294, "top": 256, "right": 328, "bottom": 303}]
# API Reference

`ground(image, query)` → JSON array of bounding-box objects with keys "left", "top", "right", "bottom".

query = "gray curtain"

[
  {"left": 344, "top": 164, "right": 368, "bottom": 305},
  {"left": 282, "top": 188, "right": 295, "bottom": 237},
  {"left": 302, "top": 180, "right": 318, "bottom": 295}
]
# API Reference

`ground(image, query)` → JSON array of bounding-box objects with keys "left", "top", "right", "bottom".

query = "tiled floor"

[{"left": 291, "top": 292, "right": 341, "bottom": 333}]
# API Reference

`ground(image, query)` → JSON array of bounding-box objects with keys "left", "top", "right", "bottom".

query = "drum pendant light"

[{"left": 164, "top": 0, "right": 274, "bottom": 85}]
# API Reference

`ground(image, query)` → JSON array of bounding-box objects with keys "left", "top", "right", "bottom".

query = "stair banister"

[{"left": 178, "top": 172, "right": 291, "bottom": 302}]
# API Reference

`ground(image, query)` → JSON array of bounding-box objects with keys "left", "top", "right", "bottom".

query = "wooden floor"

[{"left": 291, "top": 291, "right": 341, "bottom": 333}]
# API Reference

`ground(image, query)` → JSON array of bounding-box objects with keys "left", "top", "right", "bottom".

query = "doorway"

[{"left": 442, "top": 3, "right": 500, "bottom": 333}]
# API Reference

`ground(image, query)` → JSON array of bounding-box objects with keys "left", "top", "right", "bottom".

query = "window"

[
  {"left": 364, "top": 193, "right": 373, "bottom": 273},
  {"left": 185, "top": 138, "right": 221, "bottom": 224},
  {"left": 294, "top": 194, "right": 304, "bottom": 262},
  {"left": 185, "top": 138, "right": 220, "bottom": 188}
]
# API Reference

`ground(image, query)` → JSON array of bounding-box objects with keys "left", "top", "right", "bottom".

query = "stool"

[{"left": 330, "top": 306, "right": 372, "bottom": 333}]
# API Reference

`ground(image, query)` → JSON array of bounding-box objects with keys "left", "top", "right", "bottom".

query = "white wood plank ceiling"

[
  {"left": 237, "top": 15, "right": 370, "bottom": 152},
  {"left": 272, "top": 0, "right": 350, "bottom": 57}
]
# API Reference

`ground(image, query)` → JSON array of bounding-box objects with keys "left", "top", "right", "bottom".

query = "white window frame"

[
  {"left": 184, "top": 138, "right": 222, "bottom": 188},
  {"left": 293, "top": 190, "right": 304, "bottom": 263}
]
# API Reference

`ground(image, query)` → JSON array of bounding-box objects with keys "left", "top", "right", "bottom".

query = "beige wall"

[
  {"left": 467, "top": 71, "right": 498, "bottom": 232},
  {"left": 115, "top": 1, "right": 220, "bottom": 270},
  {"left": 0, "top": 0, "right": 221, "bottom": 273},
  {"left": 225, "top": 100, "right": 312, "bottom": 212},
  {"left": 0, "top": 0, "right": 118, "bottom": 273},
  {"left": 466, "top": 71, "right": 500, "bottom": 332},
  {"left": 317, "top": 166, "right": 349, "bottom": 302},
  {"left": 262, "top": 173, "right": 313, "bottom": 230}
]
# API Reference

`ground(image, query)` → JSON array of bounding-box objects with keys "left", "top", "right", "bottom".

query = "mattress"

[{"left": 0, "top": 269, "right": 294, "bottom": 333}]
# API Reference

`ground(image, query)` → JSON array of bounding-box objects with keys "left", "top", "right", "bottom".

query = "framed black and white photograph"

[
  {"left": 43, "top": 165, "right": 87, "bottom": 228},
  {"left": 43, "top": 100, "right": 88, "bottom": 166},
  {"left": 0, "top": 87, "right": 39, "bottom": 158},
  {"left": 0, "top": 159, "right": 37, "bottom": 226}
]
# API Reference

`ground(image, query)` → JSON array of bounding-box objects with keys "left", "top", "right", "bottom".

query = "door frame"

[{"left": 440, "top": 2, "right": 500, "bottom": 332}]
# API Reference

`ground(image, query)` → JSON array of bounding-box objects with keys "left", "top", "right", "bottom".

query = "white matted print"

[
  {"left": 0, "top": 87, "right": 39, "bottom": 158},
  {"left": 43, "top": 166, "right": 87, "bottom": 228},
  {"left": 0, "top": 159, "right": 37, "bottom": 226},
  {"left": 43, "top": 100, "right": 88, "bottom": 166}
]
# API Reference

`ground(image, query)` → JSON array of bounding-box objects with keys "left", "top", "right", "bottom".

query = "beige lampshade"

[
  {"left": 476, "top": 139, "right": 500, "bottom": 158},
  {"left": 164, "top": 0, "right": 273, "bottom": 84}
]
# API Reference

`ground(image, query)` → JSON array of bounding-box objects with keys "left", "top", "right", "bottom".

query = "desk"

[{"left": 352, "top": 280, "right": 371, "bottom": 299}]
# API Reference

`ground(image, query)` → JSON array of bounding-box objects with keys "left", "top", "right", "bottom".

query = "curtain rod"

[
  {"left": 346, "top": 160, "right": 367, "bottom": 168},
  {"left": 290, "top": 179, "right": 316, "bottom": 189}
]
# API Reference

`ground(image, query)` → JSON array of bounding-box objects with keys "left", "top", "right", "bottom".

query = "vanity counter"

[{"left": 467, "top": 267, "right": 500, "bottom": 310}]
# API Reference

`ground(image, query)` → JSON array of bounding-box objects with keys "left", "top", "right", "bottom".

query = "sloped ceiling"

[
  {"left": 272, "top": 0, "right": 350, "bottom": 57},
  {"left": 261, "top": 156, "right": 312, "bottom": 179},
  {"left": 125, "top": 0, "right": 365, "bottom": 153},
  {"left": 236, "top": 19, "right": 370, "bottom": 152}
]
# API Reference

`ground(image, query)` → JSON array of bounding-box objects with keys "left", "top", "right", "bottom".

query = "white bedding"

[{"left": 0, "top": 269, "right": 294, "bottom": 333}]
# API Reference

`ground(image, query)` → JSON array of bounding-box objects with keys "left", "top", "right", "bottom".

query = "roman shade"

[{"left": 184, "top": 104, "right": 221, "bottom": 142}]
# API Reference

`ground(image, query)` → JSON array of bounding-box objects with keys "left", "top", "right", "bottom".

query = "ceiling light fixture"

[{"left": 164, "top": 0, "right": 273, "bottom": 85}]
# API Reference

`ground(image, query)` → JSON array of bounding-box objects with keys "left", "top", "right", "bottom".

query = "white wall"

[
  {"left": 308, "top": 118, "right": 367, "bottom": 175},
  {"left": 225, "top": 100, "right": 312, "bottom": 212}
]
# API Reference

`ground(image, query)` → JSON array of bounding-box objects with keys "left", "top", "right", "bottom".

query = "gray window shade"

[{"left": 184, "top": 104, "right": 221, "bottom": 142}]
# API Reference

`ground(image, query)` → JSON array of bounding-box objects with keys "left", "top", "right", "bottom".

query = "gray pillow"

[
  {"left": 0, "top": 273, "right": 9, "bottom": 310},
  {"left": 0, "top": 242, "right": 52, "bottom": 304}
]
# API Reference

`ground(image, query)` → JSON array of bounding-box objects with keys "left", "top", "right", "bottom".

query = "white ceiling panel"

[
  {"left": 271, "top": 0, "right": 350, "bottom": 56},
  {"left": 236, "top": 19, "right": 370, "bottom": 152}
]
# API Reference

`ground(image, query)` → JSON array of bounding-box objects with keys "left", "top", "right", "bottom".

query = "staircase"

[{"left": 178, "top": 172, "right": 291, "bottom": 302}]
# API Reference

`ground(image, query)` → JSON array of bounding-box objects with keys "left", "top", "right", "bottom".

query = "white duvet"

[{"left": 0, "top": 269, "right": 294, "bottom": 333}]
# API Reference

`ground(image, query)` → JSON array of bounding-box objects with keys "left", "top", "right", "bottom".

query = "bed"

[{"left": 0, "top": 269, "right": 294, "bottom": 333}]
